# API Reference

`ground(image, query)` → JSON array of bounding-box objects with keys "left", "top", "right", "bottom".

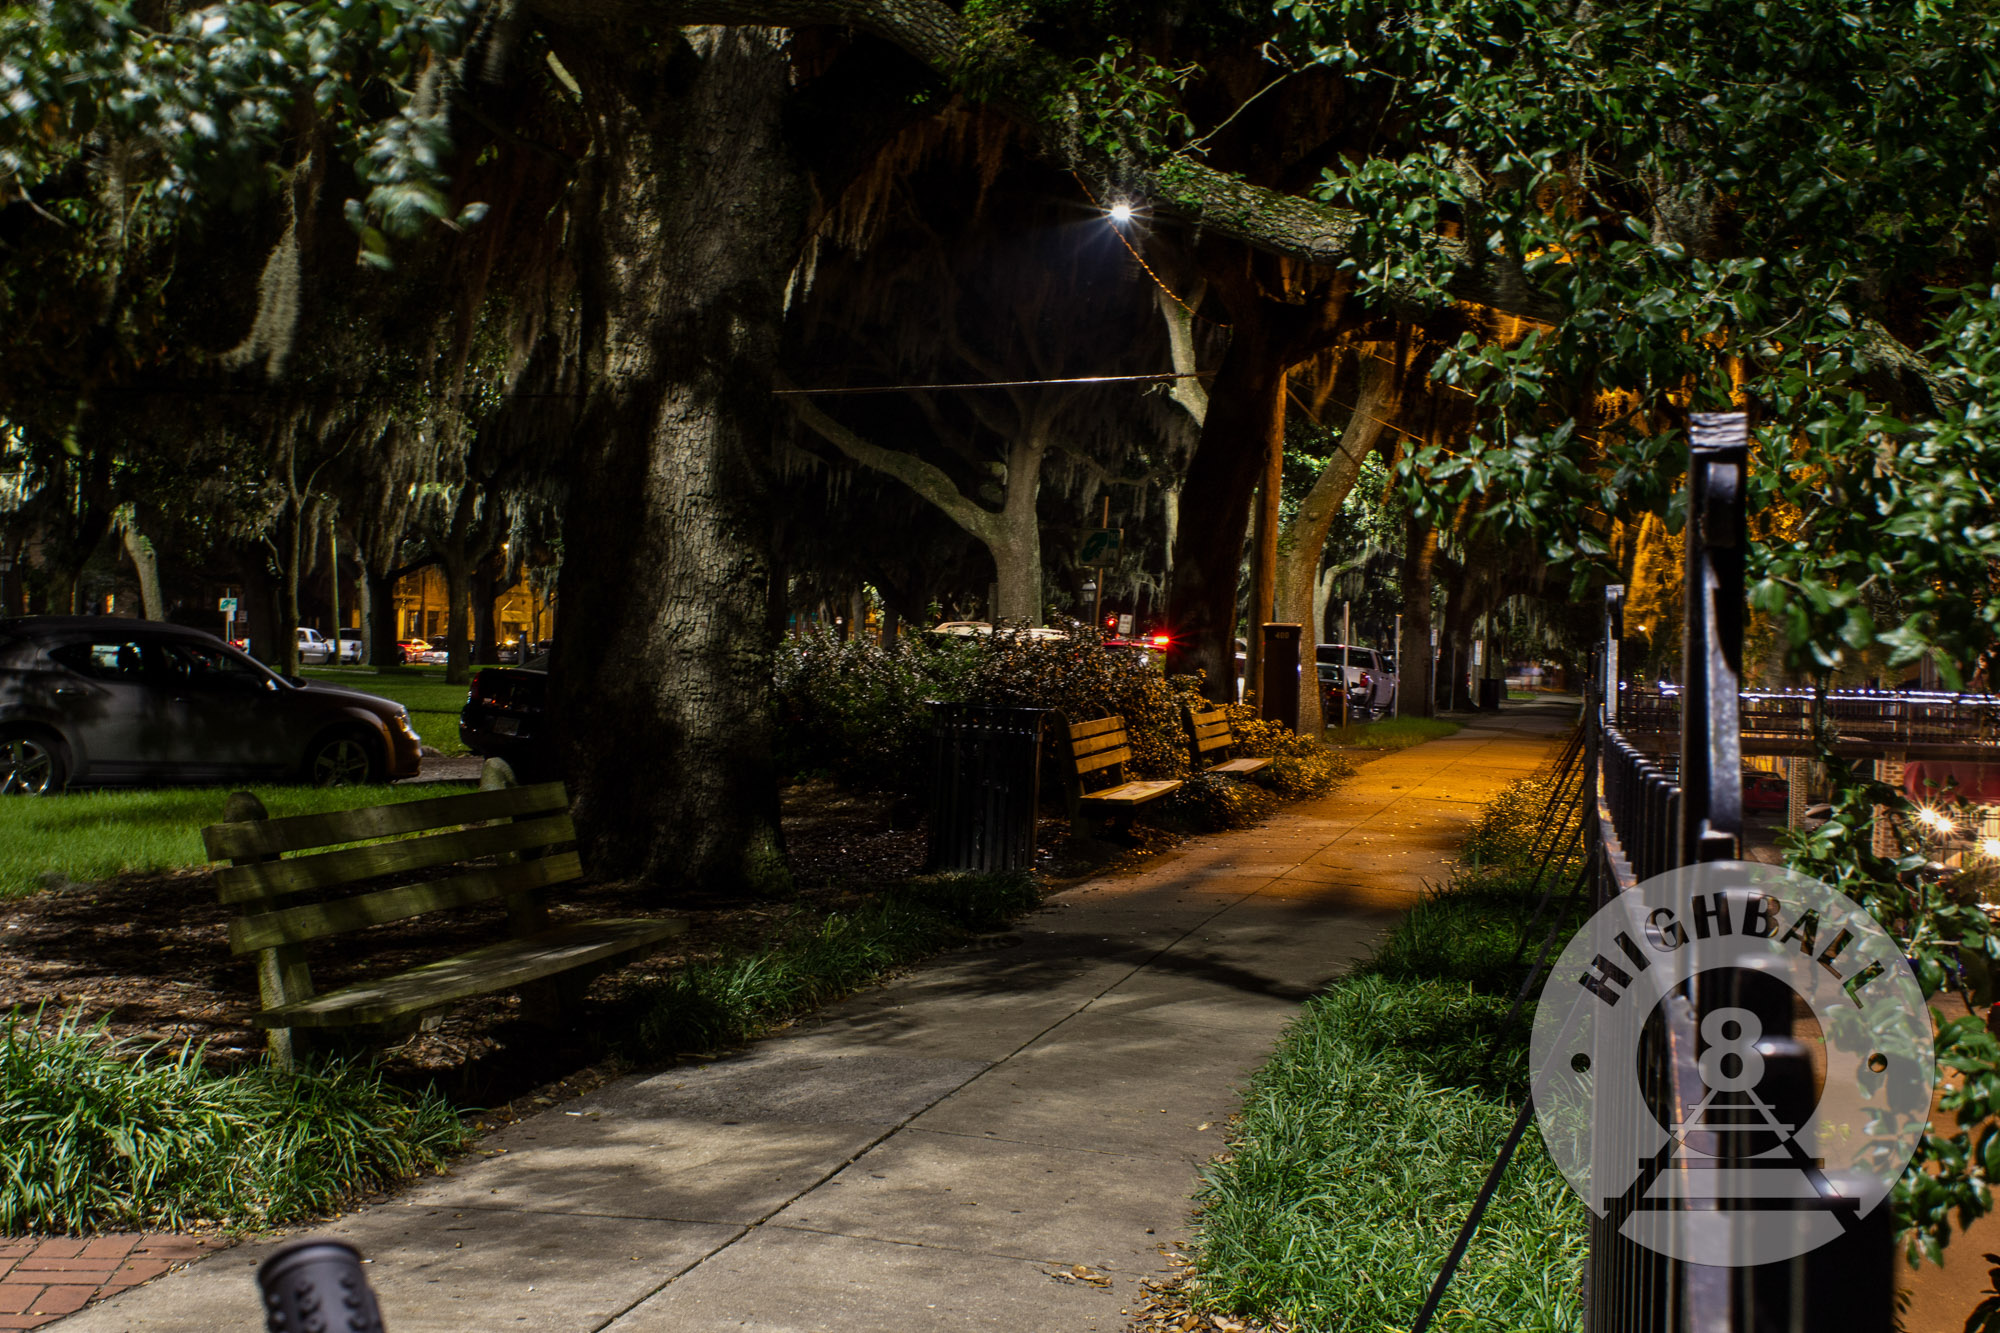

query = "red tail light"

[{"left": 1149, "top": 633, "right": 1170, "bottom": 648}]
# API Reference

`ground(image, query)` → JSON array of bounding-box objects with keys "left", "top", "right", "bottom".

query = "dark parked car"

[
  {"left": 460, "top": 652, "right": 555, "bottom": 778},
  {"left": 0, "top": 617, "right": 423, "bottom": 794}
]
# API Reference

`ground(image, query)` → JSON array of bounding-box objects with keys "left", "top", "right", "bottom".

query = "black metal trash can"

[
  {"left": 927, "top": 704, "right": 1050, "bottom": 873},
  {"left": 1478, "top": 676, "right": 1503, "bottom": 710}
]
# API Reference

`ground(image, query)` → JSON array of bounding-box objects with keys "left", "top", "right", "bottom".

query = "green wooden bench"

[
  {"left": 1182, "top": 705, "right": 1273, "bottom": 777},
  {"left": 202, "top": 781, "right": 684, "bottom": 1066},
  {"left": 1056, "top": 715, "right": 1183, "bottom": 836}
]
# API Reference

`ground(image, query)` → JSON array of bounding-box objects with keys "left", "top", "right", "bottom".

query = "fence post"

[{"left": 1679, "top": 413, "right": 1747, "bottom": 865}]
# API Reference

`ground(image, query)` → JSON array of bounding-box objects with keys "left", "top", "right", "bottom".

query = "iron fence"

[
  {"left": 1621, "top": 686, "right": 2000, "bottom": 753},
  {"left": 1582, "top": 414, "right": 1895, "bottom": 1331}
]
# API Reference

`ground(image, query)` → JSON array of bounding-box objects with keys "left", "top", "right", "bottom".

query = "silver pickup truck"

[{"left": 1316, "top": 643, "right": 1398, "bottom": 719}]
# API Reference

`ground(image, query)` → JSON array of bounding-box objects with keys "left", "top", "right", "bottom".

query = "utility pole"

[
  {"left": 1092, "top": 494, "right": 1109, "bottom": 630},
  {"left": 1341, "top": 601, "right": 1352, "bottom": 731},
  {"left": 1394, "top": 613, "right": 1403, "bottom": 719},
  {"left": 328, "top": 521, "right": 341, "bottom": 650}
]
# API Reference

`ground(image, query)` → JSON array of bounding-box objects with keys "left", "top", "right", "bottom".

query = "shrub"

[
  {"left": 772, "top": 631, "right": 976, "bottom": 787},
  {"left": 773, "top": 625, "right": 1349, "bottom": 803},
  {"left": 1222, "top": 703, "right": 1352, "bottom": 798},
  {"left": 0, "top": 1008, "right": 468, "bottom": 1233}
]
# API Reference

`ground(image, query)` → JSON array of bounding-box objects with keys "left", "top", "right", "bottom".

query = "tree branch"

[
  {"left": 778, "top": 372, "right": 1002, "bottom": 541},
  {"left": 530, "top": 0, "right": 1567, "bottom": 321}
]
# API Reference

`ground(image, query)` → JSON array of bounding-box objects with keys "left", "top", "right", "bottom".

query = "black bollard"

[{"left": 256, "top": 1238, "right": 386, "bottom": 1333}]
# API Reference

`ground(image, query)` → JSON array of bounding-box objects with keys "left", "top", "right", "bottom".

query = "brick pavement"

[{"left": 0, "top": 1238, "right": 217, "bottom": 1330}]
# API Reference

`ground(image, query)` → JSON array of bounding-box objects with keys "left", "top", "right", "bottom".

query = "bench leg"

[{"left": 519, "top": 967, "right": 603, "bottom": 1028}]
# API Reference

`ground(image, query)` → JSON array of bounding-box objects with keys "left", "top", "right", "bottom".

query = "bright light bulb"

[
  {"left": 1984, "top": 839, "right": 2000, "bottom": 859},
  {"left": 1919, "top": 806, "right": 1954, "bottom": 833},
  {"left": 1108, "top": 202, "right": 1134, "bottom": 223}
]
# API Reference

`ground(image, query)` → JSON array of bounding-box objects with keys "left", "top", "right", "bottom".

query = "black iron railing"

[
  {"left": 1583, "top": 414, "right": 1894, "bottom": 1331},
  {"left": 1621, "top": 686, "right": 2000, "bottom": 755}
]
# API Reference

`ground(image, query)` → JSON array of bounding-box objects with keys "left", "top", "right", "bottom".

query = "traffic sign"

[
  {"left": 218, "top": 597, "right": 238, "bottom": 614},
  {"left": 1079, "top": 528, "right": 1123, "bottom": 563}
]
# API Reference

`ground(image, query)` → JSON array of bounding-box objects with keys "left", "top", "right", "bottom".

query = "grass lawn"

[
  {"left": 1189, "top": 767, "right": 1588, "bottom": 1330},
  {"left": 0, "top": 784, "right": 452, "bottom": 898},
  {"left": 1322, "top": 716, "right": 1462, "bottom": 750},
  {"left": 299, "top": 665, "right": 471, "bottom": 755}
]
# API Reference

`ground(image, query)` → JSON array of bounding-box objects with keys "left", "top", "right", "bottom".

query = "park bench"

[
  {"left": 202, "top": 781, "right": 684, "bottom": 1066},
  {"left": 1056, "top": 715, "right": 1183, "bottom": 836},
  {"left": 1181, "top": 704, "right": 1273, "bottom": 778}
]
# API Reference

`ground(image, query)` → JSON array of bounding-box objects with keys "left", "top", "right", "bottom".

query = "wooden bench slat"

[
  {"left": 1182, "top": 703, "right": 1271, "bottom": 778},
  {"left": 204, "top": 782, "right": 569, "bottom": 861},
  {"left": 1072, "top": 732, "right": 1129, "bottom": 760},
  {"left": 228, "top": 853, "right": 584, "bottom": 954},
  {"left": 1074, "top": 745, "right": 1132, "bottom": 776},
  {"left": 1082, "top": 779, "right": 1182, "bottom": 805},
  {"left": 215, "top": 813, "right": 576, "bottom": 903},
  {"left": 1069, "top": 715, "right": 1126, "bottom": 740},
  {"left": 252, "top": 917, "right": 686, "bottom": 1028}
]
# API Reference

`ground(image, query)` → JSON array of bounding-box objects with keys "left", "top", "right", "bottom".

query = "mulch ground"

[{"left": 0, "top": 779, "right": 1128, "bottom": 1104}]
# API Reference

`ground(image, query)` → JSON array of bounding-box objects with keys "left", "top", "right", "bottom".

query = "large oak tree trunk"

[
  {"left": 1162, "top": 274, "right": 1349, "bottom": 704},
  {"left": 991, "top": 435, "right": 1045, "bottom": 626},
  {"left": 1164, "top": 315, "right": 1285, "bottom": 704},
  {"left": 1400, "top": 510, "right": 1439, "bottom": 718},
  {"left": 472, "top": 556, "right": 501, "bottom": 665},
  {"left": 441, "top": 553, "right": 473, "bottom": 686},
  {"left": 1276, "top": 350, "right": 1398, "bottom": 733},
  {"left": 119, "top": 516, "right": 164, "bottom": 620},
  {"left": 551, "top": 24, "right": 799, "bottom": 896}
]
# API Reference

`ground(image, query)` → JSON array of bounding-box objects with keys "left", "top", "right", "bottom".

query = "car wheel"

[
  {"left": 0, "top": 729, "right": 67, "bottom": 795},
  {"left": 306, "top": 730, "right": 380, "bottom": 787}
]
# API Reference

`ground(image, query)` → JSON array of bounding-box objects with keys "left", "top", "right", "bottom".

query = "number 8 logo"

[{"left": 1698, "top": 1006, "right": 1765, "bottom": 1093}]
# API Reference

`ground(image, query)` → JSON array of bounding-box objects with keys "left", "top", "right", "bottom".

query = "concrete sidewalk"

[{"left": 60, "top": 704, "right": 1570, "bottom": 1333}]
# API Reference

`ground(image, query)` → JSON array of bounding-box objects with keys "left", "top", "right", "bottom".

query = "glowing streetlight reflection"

[
  {"left": 1919, "top": 806, "right": 1955, "bottom": 834},
  {"left": 1108, "top": 201, "right": 1134, "bottom": 224}
]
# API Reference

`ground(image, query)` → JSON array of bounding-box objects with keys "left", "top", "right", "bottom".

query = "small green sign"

[{"left": 1079, "top": 528, "right": 1123, "bottom": 564}]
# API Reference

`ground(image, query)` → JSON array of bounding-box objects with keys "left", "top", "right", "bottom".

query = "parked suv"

[
  {"left": 336, "top": 629, "right": 365, "bottom": 664},
  {"left": 1317, "top": 643, "right": 1397, "bottom": 719},
  {"left": 0, "top": 617, "right": 422, "bottom": 793}
]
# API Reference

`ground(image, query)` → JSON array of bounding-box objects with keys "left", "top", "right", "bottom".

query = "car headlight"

[{"left": 396, "top": 712, "right": 419, "bottom": 738}]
